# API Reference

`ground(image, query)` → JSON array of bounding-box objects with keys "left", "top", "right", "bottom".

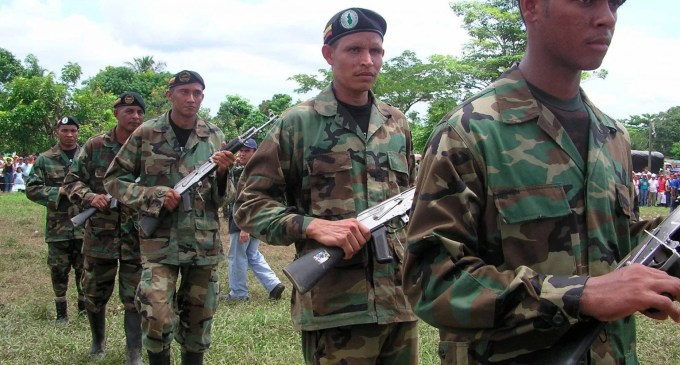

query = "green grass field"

[{"left": 0, "top": 193, "right": 677, "bottom": 364}]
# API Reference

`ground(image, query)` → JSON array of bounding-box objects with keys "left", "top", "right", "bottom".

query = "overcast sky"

[{"left": 1, "top": 0, "right": 678, "bottom": 120}]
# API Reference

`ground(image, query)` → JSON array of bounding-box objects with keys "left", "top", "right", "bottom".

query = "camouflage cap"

[
  {"left": 323, "top": 8, "right": 386, "bottom": 45},
  {"left": 113, "top": 91, "right": 146, "bottom": 112},
  {"left": 56, "top": 116, "right": 79, "bottom": 129},
  {"left": 168, "top": 70, "right": 205, "bottom": 90}
]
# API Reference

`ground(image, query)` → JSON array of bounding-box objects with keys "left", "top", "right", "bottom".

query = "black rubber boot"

[
  {"left": 181, "top": 351, "right": 204, "bottom": 365},
  {"left": 55, "top": 299, "right": 68, "bottom": 323},
  {"left": 86, "top": 307, "right": 106, "bottom": 360},
  {"left": 123, "top": 311, "right": 143, "bottom": 365},
  {"left": 147, "top": 348, "right": 171, "bottom": 365}
]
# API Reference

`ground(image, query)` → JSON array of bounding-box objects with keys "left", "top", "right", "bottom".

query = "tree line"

[{"left": 0, "top": 0, "right": 677, "bottom": 157}]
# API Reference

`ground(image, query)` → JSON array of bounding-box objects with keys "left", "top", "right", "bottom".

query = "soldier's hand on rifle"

[
  {"left": 90, "top": 194, "right": 110, "bottom": 211},
  {"left": 163, "top": 189, "right": 182, "bottom": 211},
  {"left": 212, "top": 150, "right": 236, "bottom": 176},
  {"left": 580, "top": 263, "right": 680, "bottom": 322},
  {"left": 306, "top": 218, "right": 371, "bottom": 260}
]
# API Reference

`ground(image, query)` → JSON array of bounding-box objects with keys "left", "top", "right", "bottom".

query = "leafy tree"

[
  {"left": 83, "top": 65, "right": 172, "bottom": 106},
  {"left": 624, "top": 122, "right": 647, "bottom": 152},
  {"left": 258, "top": 93, "right": 293, "bottom": 115},
  {"left": 374, "top": 51, "right": 464, "bottom": 115},
  {"left": 71, "top": 88, "right": 117, "bottom": 142},
  {"left": 144, "top": 84, "right": 171, "bottom": 119},
  {"left": 22, "top": 54, "right": 46, "bottom": 78},
  {"left": 0, "top": 74, "right": 69, "bottom": 153},
  {"left": 622, "top": 108, "right": 680, "bottom": 159},
  {"left": 84, "top": 66, "right": 137, "bottom": 96},
  {"left": 670, "top": 141, "right": 680, "bottom": 160},
  {"left": 0, "top": 55, "right": 122, "bottom": 154},
  {"left": 652, "top": 107, "right": 680, "bottom": 158},
  {"left": 0, "top": 48, "right": 24, "bottom": 88},
  {"left": 450, "top": 0, "right": 526, "bottom": 91},
  {"left": 216, "top": 95, "right": 257, "bottom": 140},
  {"left": 198, "top": 107, "right": 213, "bottom": 124},
  {"left": 289, "top": 69, "right": 332, "bottom": 95},
  {"left": 214, "top": 95, "right": 273, "bottom": 142},
  {"left": 60, "top": 62, "right": 82, "bottom": 88},
  {"left": 125, "top": 56, "right": 167, "bottom": 73}
]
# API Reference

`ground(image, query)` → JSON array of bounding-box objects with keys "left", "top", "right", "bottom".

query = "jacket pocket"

[
  {"left": 93, "top": 168, "right": 108, "bottom": 193},
  {"left": 439, "top": 340, "right": 471, "bottom": 365},
  {"left": 307, "top": 151, "right": 355, "bottom": 218},
  {"left": 310, "top": 263, "right": 368, "bottom": 317},
  {"left": 144, "top": 155, "right": 173, "bottom": 176},
  {"left": 615, "top": 183, "right": 632, "bottom": 218},
  {"left": 46, "top": 169, "right": 66, "bottom": 186},
  {"left": 387, "top": 151, "right": 410, "bottom": 192},
  {"left": 493, "top": 184, "right": 576, "bottom": 273}
]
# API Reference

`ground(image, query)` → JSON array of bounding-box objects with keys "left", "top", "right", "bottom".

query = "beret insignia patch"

[
  {"left": 340, "top": 9, "right": 358, "bottom": 30},
  {"left": 178, "top": 71, "right": 191, "bottom": 83}
]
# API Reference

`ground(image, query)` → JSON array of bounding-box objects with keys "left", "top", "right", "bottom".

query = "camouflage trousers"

[
  {"left": 302, "top": 321, "right": 419, "bottom": 365},
  {"left": 47, "top": 239, "right": 84, "bottom": 299},
  {"left": 136, "top": 262, "right": 220, "bottom": 354},
  {"left": 81, "top": 255, "right": 142, "bottom": 313}
]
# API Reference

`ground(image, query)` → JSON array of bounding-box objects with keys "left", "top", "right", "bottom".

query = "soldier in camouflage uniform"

[
  {"left": 104, "top": 71, "right": 235, "bottom": 365},
  {"left": 403, "top": 1, "right": 680, "bottom": 364},
  {"left": 64, "top": 92, "right": 146, "bottom": 364},
  {"left": 26, "top": 116, "right": 85, "bottom": 323},
  {"left": 234, "top": 8, "right": 418, "bottom": 364}
]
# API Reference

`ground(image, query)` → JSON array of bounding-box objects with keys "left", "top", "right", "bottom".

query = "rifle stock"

[
  {"left": 71, "top": 207, "right": 97, "bottom": 227},
  {"left": 71, "top": 195, "right": 116, "bottom": 227},
  {"left": 282, "top": 187, "right": 415, "bottom": 294},
  {"left": 283, "top": 247, "right": 345, "bottom": 294}
]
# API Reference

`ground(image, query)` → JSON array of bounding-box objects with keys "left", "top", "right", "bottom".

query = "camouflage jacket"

[
  {"left": 234, "top": 85, "right": 418, "bottom": 331},
  {"left": 64, "top": 128, "right": 140, "bottom": 260},
  {"left": 403, "top": 66, "right": 646, "bottom": 364},
  {"left": 104, "top": 111, "right": 228, "bottom": 266},
  {"left": 26, "top": 144, "right": 84, "bottom": 242},
  {"left": 226, "top": 164, "right": 244, "bottom": 233}
]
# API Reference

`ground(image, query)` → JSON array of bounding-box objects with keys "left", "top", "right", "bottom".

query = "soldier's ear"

[
  {"left": 519, "top": 0, "right": 541, "bottom": 24},
  {"left": 322, "top": 44, "right": 334, "bottom": 66}
]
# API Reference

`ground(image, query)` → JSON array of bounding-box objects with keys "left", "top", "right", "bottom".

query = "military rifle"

[
  {"left": 283, "top": 187, "right": 415, "bottom": 294},
  {"left": 71, "top": 194, "right": 117, "bottom": 227},
  {"left": 139, "top": 111, "right": 278, "bottom": 238},
  {"left": 524, "top": 208, "right": 680, "bottom": 365}
]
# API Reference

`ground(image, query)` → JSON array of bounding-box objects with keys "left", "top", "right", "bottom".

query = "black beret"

[
  {"left": 56, "top": 116, "right": 79, "bottom": 129},
  {"left": 113, "top": 91, "right": 146, "bottom": 112},
  {"left": 168, "top": 70, "right": 205, "bottom": 90},
  {"left": 323, "top": 8, "right": 387, "bottom": 45}
]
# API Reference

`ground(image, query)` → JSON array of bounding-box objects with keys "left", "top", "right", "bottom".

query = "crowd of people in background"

[
  {"left": 0, "top": 154, "right": 36, "bottom": 193},
  {"left": 633, "top": 166, "right": 680, "bottom": 211}
]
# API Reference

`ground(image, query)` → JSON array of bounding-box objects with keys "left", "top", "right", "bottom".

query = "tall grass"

[{"left": 0, "top": 193, "right": 677, "bottom": 364}]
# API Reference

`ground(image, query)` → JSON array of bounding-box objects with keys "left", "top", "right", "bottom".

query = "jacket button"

[{"left": 552, "top": 313, "right": 566, "bottom": 326}]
